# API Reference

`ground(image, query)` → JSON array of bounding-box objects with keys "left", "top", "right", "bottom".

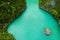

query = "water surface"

[{"left": 8, "top": 0, "right": 60, "bottom": 40}]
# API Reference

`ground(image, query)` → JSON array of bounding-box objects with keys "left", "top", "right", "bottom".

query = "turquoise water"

[{"left": 8, "top": 0, "right": 60, "bottom": 40}]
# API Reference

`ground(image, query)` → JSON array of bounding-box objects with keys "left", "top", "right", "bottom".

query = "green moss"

[
  {"left": 40, "top": 0, "right": 60, "bottom": 24},
  {"left": 0, "top": 0, "right": 26, "bottom": 40}
]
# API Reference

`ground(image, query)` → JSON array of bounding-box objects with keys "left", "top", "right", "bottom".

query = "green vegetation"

[
  {"left": 0, "top": 31, "right": 15, "bottom": 40},
  {"left": 40, "top": 0, "right": 60, "bottom": 24},
  {"left": 0, "top": 0, "right": 26, "bottom": 40}
]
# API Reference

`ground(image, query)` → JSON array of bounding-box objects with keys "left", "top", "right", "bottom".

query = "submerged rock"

[{"left": 44, "top": 28, "right": 51, "bottom": 36}]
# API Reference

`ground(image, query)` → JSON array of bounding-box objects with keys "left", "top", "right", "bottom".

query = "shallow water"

[{"left": 8, "top": 0, "right": 60, "bottom": 40}]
